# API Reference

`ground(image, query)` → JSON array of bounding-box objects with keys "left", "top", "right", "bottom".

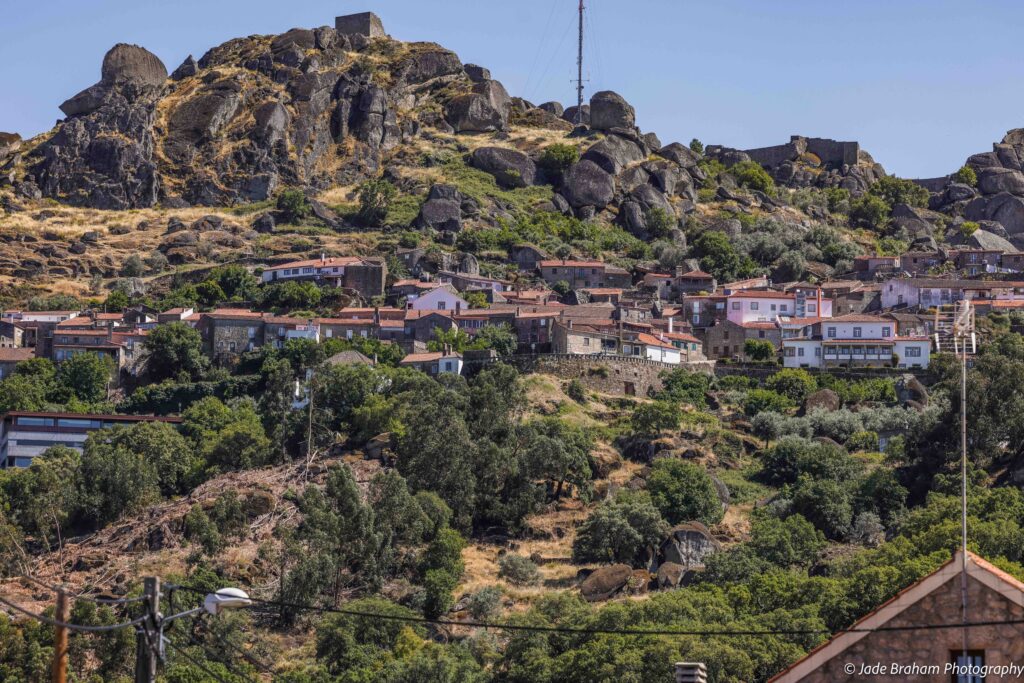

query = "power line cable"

[
  {"left": 521, "top": 0, "right": 560, "bottom": 100},
  {"left": 0, "top": 595, "right": 148, "bottom": 633},
  {"left": 165, "top": 639, "right": 233, "bottom": 683},
  {"left": 171, "top": 585, "right": 1024, "bottom": 638},
  {"left": 18, "top": 574, "right": 148, "bottom": 605},
  {"left": 531, "top": 11, "right": 576, "bottom": 102},
  {"left": 184, "top": 632, "right": 260, "bottom": 683}
]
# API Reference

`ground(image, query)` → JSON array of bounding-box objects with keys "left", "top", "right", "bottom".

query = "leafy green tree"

[
  {"left": 357, "top": 179, "right": 397, "bottom": 225},
  {"left": 572, "top": 496, "right": 669, "bottom": 565},
  {"left": 952, "top": 165, "right": 977, "bottom": 187},
  {"left": 144, "top": 322, "right": 209, "bottom": 382},
  {"left": 210, "top": 264, "right": 261, "bottom": 301},
  {"left": 261, "top": 280, "right": 322, "bottom": 310},
  {"left": 77, "top": 431, "right": 161, "bottom": 527},
  {"left": 121, "top": 254, "right": 145, "bottom": 277},
  {"left": 791, "top": 477, "right": 855, "bottom": 539},
  {"left": 631, "top": 401, "right": 681, "bottom": 436},
  {"left": 658, "top": 368, "right": 712, "bottom": 408},
  {"left": 464, "top": 291, "right": 489, "bottom": 309},
  {"left": 55, "top": 352, "right": 114, "bottom": 403},
  {"left": 689, "top": 138, "right": 704, "bottom": 155},
  {"left": 469, "top": 323, "right": 518, "bottom": 356},
  {"left": 744, "top": 339, "right": 776, "bottom": 362},
  {"left": 730, "top": 160, "right": 775, "bottom": 194},
  {"left": 522, "top": 418, "right": 593, "bottom": 501},
  {"left": 849, "top": 194, "right": 890, "bottom": 229},
  {"left": 420, "top": 527, "right": 466, "bottom": 618},
  {"left": 646, "top": 459, "right": 724, "bottom": 525},
  {"left": 277, "top": 188, "right": 311, "bottom": 224},
  {"left": 498, "top": 553, "right": 540, "bottom": 586},
  {"left": 690, "top": 231, "right": 756, "bottom": 283},
  {"left": 766, "top": 368, "right": 817, "bottom": 403},
  {"left": 869, "top": 175, "right": 930, "bottom": 208},
  {"left": 315, "top": 597, "right": 426, "bottom": 675},
  {"left": 744, "top": 388, "right": 795, "bottom": 416},
  {"left": 644, "top": 207, "right": 677, "bottom": 238}
]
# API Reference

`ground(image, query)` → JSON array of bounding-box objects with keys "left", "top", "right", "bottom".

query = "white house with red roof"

[
  {"left": 781, "top": 313, "right": 929, "bottom": 369},
  {"left": 726, "top": 289, "right": 832, "bottom": 324}
]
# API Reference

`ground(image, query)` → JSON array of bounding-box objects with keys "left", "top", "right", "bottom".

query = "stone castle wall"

[{"left": 744, "top": 135, "right": 860, "bottom": 170}]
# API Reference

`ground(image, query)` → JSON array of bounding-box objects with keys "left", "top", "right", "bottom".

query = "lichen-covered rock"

[
  {"left": 562, "top": 160, "right": 615, "bottom": 209},
  {"left": 581, "top": 134, "right": 644, "bottom": 175},
  {"left": 589, "top": 90, "right": 635, "bottom": 131},
  {"left": 579, "top": 563, "right": 632, "bottom": 601},
  {"left": 469, "top": 146, "right": 536, "bottom": 188}
]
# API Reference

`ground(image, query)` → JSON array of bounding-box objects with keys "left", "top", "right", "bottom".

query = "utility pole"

[
  {"left": 134, "top": 576, "right": 160, "bottom": 683},
  {"left": 51, "top": 588, "right": 69, "bottom": 683},
  {"left": 575, "top": 0, "right": 585, "bottom": 124}
]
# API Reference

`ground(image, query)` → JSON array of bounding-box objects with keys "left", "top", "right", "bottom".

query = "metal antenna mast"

[
  {"left": 935, "top": 299, "right": 977, "bottom": 675},
  {"left": 575, "top": 0, "right": 585, "bottom": 124}
]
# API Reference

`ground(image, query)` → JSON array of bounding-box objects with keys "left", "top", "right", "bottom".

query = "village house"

[
  {"left": 198, "top": 309, "right": 267, "bottom": 361},
  {"left": 770, "top": 551, "right": 1024, "bottom": 683},
  {"left": 952, "top": 248, "right": 1003, "bottom": 276},
  {"left": 157, "top": 307, "right": 195, "bottom": 324},
  {"left": 0, "top": 320, "right": 23, "bottom": 348},
  {"left": 537, "top": 259, "right": 632, "bottom": 290},
  {"left": 880, "top": 278, "right": 1024, "bottom": 310},
  {"left": 725, "top": 289, "right": 832, "bottom": 324},
  {"left": 899, "top": 250, "right": 944, "bottom": 276},
  {"left": 408, "top": 284, "right": 469, "bottom": 312},
  {"left": 0, "top": 411, "right": 182, "bottom": 468},
  {"left": 704, "top": 320, "right": 780, "bottom": 360},
  {"left": 509, "top": 244, "right": 548, "bottom": 271},
  {"left": 673, "top": 269, "right": 717, "bottom": 296},
  {"left": 260, "top": 255, "right": 387, "bottom": 299},
  {"left": 780, "top": 313, "right": 930, "bottom": 369},
  {"left": 853, "top": 254, "right": 900, "bottom": 278},
  {"left": 262, "top": 317, "right": 320, "bottom": 349},
  {"left": 0, "top": 347, "right": 34, "bottom": 379},
  {"left": 398, "top": 350, "right": 463, "bottom": 375},
  {"left": 437, "top": 269, "right": 510, "bottom": 294},
  {"left": 3, "top": 310, "right": 80, "bottom": 358}
]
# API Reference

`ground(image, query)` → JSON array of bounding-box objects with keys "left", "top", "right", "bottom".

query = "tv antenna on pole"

[
  {"left": 575, "top": 0, "right": 586, "bottom": 124},
  {"left": 934, "top": 299, "right": 977, "bottom": 675}
]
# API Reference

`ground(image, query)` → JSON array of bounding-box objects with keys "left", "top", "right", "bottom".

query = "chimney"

[
  {"left": 455, "top": 300, "right": 462, "bottom": 314},
  {"left": 668, "top": 316, "right": 674, "bottom": 334},
  {"left": 674, "top": 662, "right": 707, "bottom": 683},
  {"left": 321, "top": 253, "right": 326, "bottom": 265},
  {"left": 817, "top": 287, "right": 823, "bottom": 317},
  {"left": 373, "top": 306, "right": 380, "bottom": 325}
]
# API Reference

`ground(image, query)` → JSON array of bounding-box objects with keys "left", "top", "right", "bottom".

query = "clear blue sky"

[{"left": 1, "top": 0, "right": 1021, "bottom": 178}]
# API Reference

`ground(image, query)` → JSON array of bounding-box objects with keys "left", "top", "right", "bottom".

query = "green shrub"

[
  {"left": 765, "top": 368, "right": 817, "bottom": 403},
  {"left": 744, "top": 339, "right": 776, "bottom": 362},
  {"left": 538, "top": 143, "right": 580, "bottom": 173},
  {"left": 952, "top": 165, "right": 977, "bottom": 187},
  {"left": 466, "top": 586, "right": 503, "bottom": 619},
  {"left": 846, "top": 430, "right": 880, "bottom": 452},
  {"left": 960, "top": 221, "right": 980, "bottom": 238},
  {"left": 689, "top": 138, "right": 704, "bottom": 155},
  {"left": 869, "top": 176, "right": 929, "bottom": 208},
  {"left": 744, "top": 388, "right": 795, "bottom": 416},
  {"left": 357, "top": 179, "right": 397, "bottom": 225},
  {"left": 631, "top": 401, "right": 682, "bottom": 436},
  {"left": 729, "top": 161, "right": 775, "bottom": 194},
  {"left": 572, "top": 496, "right": 668, "bottom": 564},
  {"left": 646, "top": 459, "right": 724, "bottom": 526},
  {"left": 497, "top": 553, "right": 540, "bottom": 586},
  {"left": 277, "top": 188, "right": 311, "bottom": 224},
  {"left": 566, "top": 379, "right": 587, "bottom": 404},
  {"left": 849, "top": 194, "right": 890, "bottom": 229},
  {"left": 645, "top": 207, "right": 677, "bottom": 238}
]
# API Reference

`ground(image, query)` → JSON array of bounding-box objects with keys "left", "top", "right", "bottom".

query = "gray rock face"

[
  {"left": 469, "top": 146, "right": 536, "bottom": 188},
  {"left": 253, "top": 101, "right": 290, "bottom": 146},
  {"left": 538, "top": 101, "right": 564, "bottom": 117},
  {"left": 658, "top": 142, "right": 700, "bottom": 169},
  {"left": 588, "top": 90, "right": 635, "bottom": 131},
  {"left": 562, "top": 160, "right": 615, "bottom": 209},
  {"left": 399, "top": 48, "right": 463, "bottom": 86},
  {"left": 658, "top": 523, "right": 720, "bottom": 569},
  {"left": 101, "top": 43, "right": 167, "bottom": 87},
  {"left": 581, "top": 134, "right": 644, "bottom": 175},
  {"left": 978, "top": 167, "right": 1024, "bottom": 196},
  {"left": 167, "top": 78, "right": 242, "bottom": 148},
  {"left": 252, "top": 213, "right": 276, "bottom": 233},
  {"left": 444, "top": 80, "right": 511, "bottom": 133},
  {"left": 579, "top": 564, "right": 633, "bottom": 601},
  {"left": 562, "top": 104, "right": 590, "bottom": 126},
  {"left": 417, "top": 184, "right": 463, "bottom": 231},
  {"left": 170, "top": 55, "right": 199, "bottom": 81},
  {"left": 463, "top": 64, "right": 491, "bottom": 82}
]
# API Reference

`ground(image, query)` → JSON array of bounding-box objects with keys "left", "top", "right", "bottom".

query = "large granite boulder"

[
  {"left": 581, "top": 134, "right": 645, "bottom": 175},
  {"left": 804, "top": 388, "right": 841, "bottom": 413},
  {"left": 416, "top": 184, "right": 463, "bottom": 231},
  {"left": 398, "top": 48, "right": 463, "bottom": 86},
  {"left": 469, "top": 146, "right": 536, "bottom": 188},
  {"left": 658, "top": 522, "right": 720, "bottom": 569},
  {"left": 658, "top": 142, "right": 701, "bottom": 169},
  {"left": 538, "top": 101, "right": 564, "bottom": 117},
  {"left": 579, "top": 563, "right": 633, "bottom": 601},
  {"left": 445, "top": 81, "right": 511, "bottom": 133},
  {"left": 561, "top": 160, "right": 615, "bottom": 209},
  {"left": 979, "top": 167, "right": 1024, "bottom": 196},
  {"left": 562, "top": 104, "right": 590, "bottom": 126},
  {"left": 100, "top": 43, "right": 168, "bottom": 87},
  {"left": 589, "top": 90, "right": 635, "bottom": 131}
]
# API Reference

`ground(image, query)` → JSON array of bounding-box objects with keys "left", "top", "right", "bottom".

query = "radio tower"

[{"left": 575, "top": 0, "right": 585, "bottom": 124}]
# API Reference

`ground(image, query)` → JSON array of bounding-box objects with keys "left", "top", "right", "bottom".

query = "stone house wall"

[{"left": 800, "top": 573, "right": 1024, "bottom": 682}]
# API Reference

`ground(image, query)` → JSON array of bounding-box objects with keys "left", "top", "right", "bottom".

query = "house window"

[
  {"left": 814, "top": 347, "right": 821, "bottom": 357},
  {"left": 770, "top": 304, "right": 777, "bottom": 312},
  {"left": 750, "top": 302, "right": 759, "bottom": 311},
  {"left": 780, "top": 304, "right": 788, "bottom": 312},
  {"left": 758, "top": 331, "right": 766, "bottom": 338},
  {"left": 882, "top": 326, "right": 891, "bottom": 337},
  {"left": 950, "top": 650, "right": 985, "bottom": 683},
  {"left": 723, "top": 331, "right": 730, "bottom": 340},
  {"left": 248, "top": 326, "right": 256, "bottom": 338},
  {"left": 827, "top": 327, "right": 836, "bottom": 338},
  {"left": 797, "top": 347, "right": 804, "bottom": 357},
  {"left": 731, "top": 302, "right": 740, "bottom": 310},
  {"left": 808, "top": 303, "right": 817, "bottom": 313},
  {"left": 905, "top": 346, "right": 922, "bottom": 357},
  {"left": 583, "top": 337, "right": 590, "bottom": 346},
  {"left": 853, "top": 327, "right": 862, "bottom": 338}
]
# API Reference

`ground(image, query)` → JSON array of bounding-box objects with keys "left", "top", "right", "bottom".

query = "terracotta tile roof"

[
  {"left": 265, "top": 257, "right": 363, "bottom": 270},
  {"left": 828, "top": 313, "right": 891, "bottom": 323},
  {"left": 661, "top": 331, "right": 701, "bottom": 344},
  {"left": 0, "top": 347, "right": 34, "bottom": 362},
  {"left": 636, "top": 332, "right": 676, "bottom": 350},
  {"left": 400, "top": 351, "right": 462, "bottom": 364},
  {"left": 678, "top": 269, "right": 714, "bottom": 278},
  {"left": 580, "top": 288, "right": 623, "bottom": 295},
  {"left": 538, "top": 259, "right": 607, "bottom": 268},
  {"left": 203, "top": 309, "right": 266, "bottom": 320}
]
